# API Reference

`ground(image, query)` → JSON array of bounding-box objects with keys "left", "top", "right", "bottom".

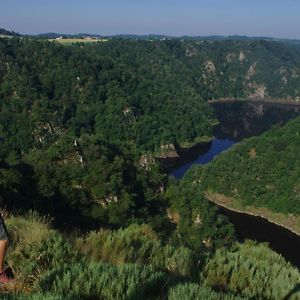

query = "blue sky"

[{"left": 1, "top": 0, "right": 300, "bottom": 38}]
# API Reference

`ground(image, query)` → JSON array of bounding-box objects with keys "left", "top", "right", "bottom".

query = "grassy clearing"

[{"left": 49, "top": 38, "right": 108, "bottom": 44}]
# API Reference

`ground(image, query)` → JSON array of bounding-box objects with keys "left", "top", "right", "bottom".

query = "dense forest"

[{"left": 1, "top": 35, "right": 300, "bottom": 298}]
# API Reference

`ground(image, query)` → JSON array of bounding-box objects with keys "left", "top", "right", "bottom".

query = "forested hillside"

[
  {"left": 0, "top": 38, "right": 215, "bottom": 155},
  {"left": 1, "top": 37, "right": 300, "bottom": 157},
  {"left": 185, "top": 116, "right": 300, "bottom": 233},
  {"left": 174, "top": 39, "right": 300, "bottom": 99}
]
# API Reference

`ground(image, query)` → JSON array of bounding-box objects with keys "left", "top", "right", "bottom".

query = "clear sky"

[{"left": 1, "top": 0, "right": 300, "bottom": 39}]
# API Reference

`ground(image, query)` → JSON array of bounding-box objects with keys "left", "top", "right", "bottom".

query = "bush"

[
  {"left": 37, "top": 261, "right": 168, "bottom": 299},
  {"left": 168, "top": 283, "right": 245, "bottom": 300},
  {"left": 75, "top": 224, "right": 195, "bottom": 277},
  {"left": 5, "top": 212, "right": 79, "bottom": 282},
  {"left": 203, "top": 241, "right": 300, "bottom": 299}
]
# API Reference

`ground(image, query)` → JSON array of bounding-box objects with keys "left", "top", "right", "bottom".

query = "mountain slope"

[
  {"left": 0, "top": 38, "right": 214, "bottom": 155},
  {"left": 174, "top": 39, "right": 300, "bottom": 100}
]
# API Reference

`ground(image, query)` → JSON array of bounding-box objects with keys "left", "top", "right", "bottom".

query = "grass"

[
  {"left": 180, "top": 135, "right": 214, "bottom": 148},
  {"left": 50, "top": 38, "right": 108, "bottom": 44}
]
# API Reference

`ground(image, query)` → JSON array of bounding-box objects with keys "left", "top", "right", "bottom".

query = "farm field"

[{"left": 50, "top": 38, "right": 109, "bottom": 44}]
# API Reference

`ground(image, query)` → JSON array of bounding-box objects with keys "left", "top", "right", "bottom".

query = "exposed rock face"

[
  {"left": 223, "top": 51, "right": 246, "bottom": 64},
  {"left": 202, "top": 237, "right": 212, "bottom": 248},
  {"left": 159, "top": 143, "right": 179, "bottom": 158},
  {"left": 279, "top": 67, "right": 288, "bottom": 85},
  {"left": 167, "top": 208, "right": 180, "bottom": 224},
  {"left": 246, "top": 63, "right": 257, "bottom": 80},
  {"left": 194, "top": 214, "right": 202, "bottom": 226},
  {"left": 98, "top": 195, "right": 119, "bottom": 207},
  {"left": 33, "top": 122, "right": 64, "bottom": 143},
  {"left": 123, "top": 107, "right": 131, "bottom": 115},
  {"left": 139, "top": 154, "right": 155, "bottom": 170},
  {"left": 225, "top": 53, "right": 236, "bottom": 63},
  {"left": 248, "top": 84, "right": 267, "bottom": 99},
  {"left": 239, "top": 51, "right": 246, "bottom": 63},
  {"left": 185, "top": 46, "right": 197, "bottom": 57},
  {"left": 203, "top": 60, "right": 216, "bottom": 73}
]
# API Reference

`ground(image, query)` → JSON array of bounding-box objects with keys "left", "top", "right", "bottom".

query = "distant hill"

[
  {"left": 0, "top": 28, "right": 21, "bottom": 37},
  {"left": 33, "top": 31, "right": 300, "bottom": 44},
  {"left": 35, "top": 32, "right": 105, "bottom": 39}
]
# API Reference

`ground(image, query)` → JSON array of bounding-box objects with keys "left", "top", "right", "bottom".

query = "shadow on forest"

[{"left": 2, "top": 162, "right": 103, "bottom": 233}]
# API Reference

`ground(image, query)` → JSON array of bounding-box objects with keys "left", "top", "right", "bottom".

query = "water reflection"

[
  {"left": 171, "top": 101, "right": 300, "bottom": 179},
  {"left": 171, "top": 139, "right": 235, "bottom": 179}
]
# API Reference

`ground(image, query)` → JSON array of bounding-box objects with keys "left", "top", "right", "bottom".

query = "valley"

[{"left": 1, "top": 35, "right": 300, "bottom": 299}]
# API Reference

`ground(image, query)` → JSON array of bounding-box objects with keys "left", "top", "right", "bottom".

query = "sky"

[{"left": 1, "top": 0, "right": 300, "bottom": 39}]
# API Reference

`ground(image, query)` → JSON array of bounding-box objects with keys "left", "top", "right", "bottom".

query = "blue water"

[{"left": 171, "top": 139, "right": 235, "bottom": 179}]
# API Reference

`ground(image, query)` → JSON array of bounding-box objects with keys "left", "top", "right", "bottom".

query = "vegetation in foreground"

[{"left": 0, "top": 212, "right": 299, "bottom": 299}]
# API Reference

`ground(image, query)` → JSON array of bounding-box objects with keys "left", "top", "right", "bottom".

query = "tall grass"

[
  {"left": 37, "top": 261, "right": 167, "bottom": 299},
  {"left": 168, "top": 283, "right": 246, "bottom": 300},
  {"left": 5, "top": 211, "right": 79, "bottom": 283},
  {"left": 203, "top": 241, "right": 300, "bottom": 299},
  {"left": 75, "top": 224, "right": 196, "bottom": 278}
]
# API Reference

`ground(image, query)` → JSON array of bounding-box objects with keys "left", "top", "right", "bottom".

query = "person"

[{"left": 0, "top": 214, "right": 13, "bottom": 284}]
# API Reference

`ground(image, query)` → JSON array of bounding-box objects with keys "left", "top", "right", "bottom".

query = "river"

[
  {"left": 172, "top": 100, "right": 300, "bottom": 179},
  {"left": 171, "top": 100, "right": 300, "bottom": 268}
]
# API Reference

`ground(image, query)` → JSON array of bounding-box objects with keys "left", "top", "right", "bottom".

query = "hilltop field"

[{"left": 49, "top": 38, "right": 109, "bottom": 44}]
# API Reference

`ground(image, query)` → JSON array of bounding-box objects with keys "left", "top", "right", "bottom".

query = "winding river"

[{"left": 172, "top": 100, "right": 300, "bottom": 268}]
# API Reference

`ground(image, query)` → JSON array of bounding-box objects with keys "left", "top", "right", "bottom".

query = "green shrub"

[
  {"left": 203, "top": 241, "right": 300, "bottom": 299},
  {"left": 168, "top": 283, "right": 246, "bottom": 300},
  {"left": 75, "top": 224, "right": 195, "bottom": 277},
  {"left": 5, "top": 212, "right": 79, "bottom": 281},
  {"left": 37, "top": 261, "right": 168, "bottom": 299},
  {"left": 6, "top": 211, "right": 53, "bottom": 248}
]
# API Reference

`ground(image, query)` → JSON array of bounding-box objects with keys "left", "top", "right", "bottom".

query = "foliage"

[
  {"left": 203, "top": 241, "right": 300, "bottom": 299},
  {"left": 75, "top": 223, "right": 195, "bottom": 278},
  {"left": 37, "top": 261, "right": 167, "bottom": 300},
  {"left": 193, "top": 116, "right": 300, "bottom": 215},
  {"left": 168, "top": 283, "right": 246, "bottom": 300},
  {"left": 0, "top": 38, "right": 214, "bottom": 156},
  {"left": 165, "top": 177, "right": 235, "bottom": 253},
  {"left": 5, "top": 212, "right": 79, "bottom": 282},
  {"left": 0, "top": 136, "right": 168, "bottom": 230}
]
